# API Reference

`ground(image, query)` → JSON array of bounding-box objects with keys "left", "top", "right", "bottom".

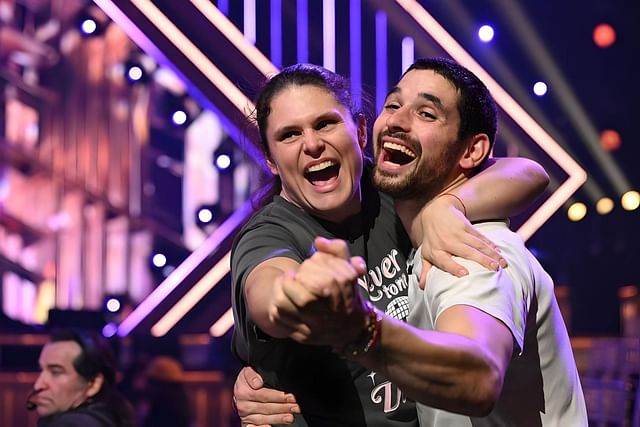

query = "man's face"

[
  {"left": 33, "top": 341, "right": 94, "bottom": 417},
  {"left": 265, "top": 84, "right": 366, "bottom": 223},
  {"left": 372, "top": 69, "right": 465, "bottom": 200}
]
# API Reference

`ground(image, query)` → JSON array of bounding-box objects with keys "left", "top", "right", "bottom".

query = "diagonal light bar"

[
  {"left": 152, "top": 252, "right": 231, "bottom": 336},
  {"left": 95, "top": 0, "right": 284, "bottom": 336},
  {"left": 117, "top": 201, "right": 252, "bottom": 336},
  {"left": 210, "top": 307, "right": 234, "bottom": 337},
  {"left": 190, "top": 0, "right": 278, "bottom": 76},
  {"left": 393, "top": 0, "right": 587, "bottom": 240},
  {"left": 127, "top": 0, "right": 254, "bottom": 114}
]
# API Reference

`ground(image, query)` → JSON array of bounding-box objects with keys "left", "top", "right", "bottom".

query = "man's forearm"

[{"left": 350, "top": 314, "right": 503, "bottom": 417}]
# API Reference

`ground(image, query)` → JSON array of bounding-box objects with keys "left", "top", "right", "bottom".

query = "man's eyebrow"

[
  {"left": 384, "top": 86, "right": 401, "bottom": 99},
  {"left": 417, "top": 92, "right": 444, "bottom": 109},
  {"left": 45, "top": 363, "right": 66, "bottom": 371}
]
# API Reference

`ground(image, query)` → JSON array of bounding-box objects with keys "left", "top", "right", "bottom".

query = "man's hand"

[{"left": 234, "top": 366, "right": 300, "bottom": 427}]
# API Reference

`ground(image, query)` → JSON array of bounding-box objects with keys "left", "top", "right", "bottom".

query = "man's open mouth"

[
  {"left": 304, "top": 160, "right": 340, "bottom": 186},
  {"left": 382, "top": 142, "right": 417, "bottom": 166}
]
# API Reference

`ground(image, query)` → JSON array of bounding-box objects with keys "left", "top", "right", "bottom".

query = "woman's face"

[{"left": 265, "top": 84, "right": 367, "bottom": 223}]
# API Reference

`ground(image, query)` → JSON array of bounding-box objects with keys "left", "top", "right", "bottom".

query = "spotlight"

[
  {"left": 214, "top": 138, "right": 236, "bottom": 172},
  {"left": 106, "top": 298, "right": 121, "bottom": 313},
  {"left": 621, "top": 191, "right": 639, "bottom": 211},
  {"left": 81, "top": 18, "right": 98, "bottom": 35},
  {"left": 198, "top": 207, "right": 214, "bottom": 224},
  {"left": 196, "top": 204, "right": 220, "bottom": 227},
  {"left": 152, "top": 253, "right": 167, "bottom": 268},
  {"left": 596, "top": 197, "right": 614, "bottom": 215},
  {"left": 478, "top": 25, "right": 495, "bottom": 42},
  {"left": 599, "top": 129, "right": 621, "bottom": 152},
  {"left": 567, "top": 202, "right": 587, "bottom": 222},
  {"left": 533, "top": 81, "right": 548, "bottom": 96},
  {"left": 75, "top": 6, "right": 109, "bottom": 37},
  {"left": 593, "top": 23, "right": 616, "bottom": 48},
  {"left": 171, "top": 110, "right": 188, "bottom": 126},
  {"left": 214, "top": 148, "right": 234, "bottom": 171},
  {"left": 123, "top": 52, "right": 156, "bottom": 85}
]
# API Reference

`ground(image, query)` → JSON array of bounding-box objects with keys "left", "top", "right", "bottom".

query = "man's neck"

[{"left": 395, "top": 175, "right": 469, "bottom": 248}]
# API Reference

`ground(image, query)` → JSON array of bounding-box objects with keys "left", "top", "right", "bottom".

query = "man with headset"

[{"left": 28, "top": 328, "right": 135, "bottom": 427}]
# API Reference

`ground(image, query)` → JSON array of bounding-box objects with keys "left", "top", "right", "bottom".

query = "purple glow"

[
  {"left": 297, "top": 0, "right": 308, "bottom": 63},
  {"left": 270, "top": 0, "right": 282, "bottom": 67},
  {"left": 102, "top": 323, "right": 118, "bottom": 338},
  {"left": 401, "top": 36, "right": 414, "bottom": 74},
  {"left": 375, "top": 11, "right": 388, "bottom": 113},
  {"left": 218, "top": 0, "right": 229, "bottom": 16},
  {"left": 117, "top": 200, "right": 254, "bottom": 336},
  {"left": 349, "top": 0, "right": 362, "bottom": 110}
]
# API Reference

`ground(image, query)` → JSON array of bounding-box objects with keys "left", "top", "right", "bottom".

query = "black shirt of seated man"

[{"left": 232, "top": 169, "right": 416, "bottom": 427}]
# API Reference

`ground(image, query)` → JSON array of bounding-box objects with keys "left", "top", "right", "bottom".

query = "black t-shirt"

[{"left": 231, "top": 177, "right": 416, "bottom": 426}]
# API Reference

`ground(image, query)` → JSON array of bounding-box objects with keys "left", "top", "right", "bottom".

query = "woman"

[{"left": 232, "top": 63, "right": 548, "bottom": 426}]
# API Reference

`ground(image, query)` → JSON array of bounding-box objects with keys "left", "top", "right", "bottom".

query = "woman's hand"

[{"left": 418, "top": 194, "right": 507, "bottom": 287}]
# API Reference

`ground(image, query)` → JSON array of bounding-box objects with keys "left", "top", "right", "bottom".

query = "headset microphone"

[{"left": 25, "top": 389, "right": 42, "bottom": 411}]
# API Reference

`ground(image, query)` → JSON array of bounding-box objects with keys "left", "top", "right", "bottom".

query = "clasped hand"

[{"left": 267, "top": 237, "right": 367, "bottom": 348}]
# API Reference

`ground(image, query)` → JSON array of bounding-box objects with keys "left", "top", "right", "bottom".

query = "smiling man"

[
  {"left": 273, "top": 58, "right": 587, "bottom": 424},
  {"left": 30, "top": 329, "right": 134, "bottom": 427}
]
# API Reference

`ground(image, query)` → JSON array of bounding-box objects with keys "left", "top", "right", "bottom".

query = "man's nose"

[
  {"left": 34, "top": 372, "right": 47, "bottom": 391},
  {"left": 386, "top": 105, "right": 411, "bottom": 132}
]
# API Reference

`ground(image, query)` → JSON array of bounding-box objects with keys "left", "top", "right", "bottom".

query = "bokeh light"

[
  {"left": 568, "top": 202, "right": 587, "bottom": 222},
  {"left": 593, "top": 23, "right": 616, "bottom": 48}
]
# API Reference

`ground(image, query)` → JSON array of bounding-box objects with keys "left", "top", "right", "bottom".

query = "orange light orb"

[
  {"left": 600, "top": 129, "right": 621, "bottom": 151},
  {"left": 593, "top": 23, "right": 616, "bottom": 48}
]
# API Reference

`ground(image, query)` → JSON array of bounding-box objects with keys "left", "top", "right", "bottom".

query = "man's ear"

[
  {"left": 357, "top": 114, "right": 368, "bottom": 150},
  {"left": 85, "top": 373, "right": 104, "bottom": 398},
  {"left": 266, "top": 157, "right": 278, "bottom": 176},
  {"left": 459, "top": 133, "right": 490, "bottom": 170}
]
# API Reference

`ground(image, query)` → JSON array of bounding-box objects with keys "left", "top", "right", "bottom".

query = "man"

[
  {"left": 29, "top": 328, "right": 135, "bottom": 427},
  {"left": 238, "top": 58, "right": 586, "bottom": 425}
]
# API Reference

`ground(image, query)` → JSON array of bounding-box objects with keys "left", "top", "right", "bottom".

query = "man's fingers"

[{"left": 239, "top": 366, "right": 264, "bottom": 390}]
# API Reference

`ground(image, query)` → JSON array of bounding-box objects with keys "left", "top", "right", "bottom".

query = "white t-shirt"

[{"left": 407, "top": 221, "right": 587, "bottom": 426}]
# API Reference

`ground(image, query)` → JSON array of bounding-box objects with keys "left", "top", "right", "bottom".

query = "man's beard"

[{"left": 372, "top": 134, "right": 464, "bottom": 202}]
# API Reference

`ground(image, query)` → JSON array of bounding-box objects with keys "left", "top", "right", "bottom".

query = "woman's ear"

[
  {"left": 266, "top": 158, "right": 278, "bottom": 176},
  {"left": 357, "top": 114, "right": 368, "bottom": 150},
  {"left": 459, "top": 133, "right": 490, "bottom": 170},
  {"left": 85, "top": 373, "right": 104, "bottom": 398}
]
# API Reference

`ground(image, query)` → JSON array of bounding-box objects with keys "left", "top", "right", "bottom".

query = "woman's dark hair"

[{"left": 249, "top": 63, "right": 367, "bottom": 208}]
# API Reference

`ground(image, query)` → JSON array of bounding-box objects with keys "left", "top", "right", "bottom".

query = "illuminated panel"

[
  {"left": 210, "top": 307, "right": 234, "bottom": 337},
  {"left": 349, "top": 0, "right": 362, "bottom": 109},
  {"left": 323, "top": 0, "right": 336, "bottom": 71},
  {"left": 151, "top": 252, "right": 231, "bottom": 336},
  {"left": 375, "top": 11, "right": 387, "bottom": 113},
  {"left": 117, "top": 201, "right": 253, "bottom": 336},
  {"left": 271, "top": 0, "right": 282, "bottom": 67},
  {"left": 394, "top": 0, "right": 587, "bottom": 240},
  {"left": 297, "top": 0, "right": 309, "bottom": 63},
  {"left": 244, "top": 0, "right": 256, "bottom": 44},
  {"left": 190, "top": 0, "right": 278, "bottom": 76}
]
